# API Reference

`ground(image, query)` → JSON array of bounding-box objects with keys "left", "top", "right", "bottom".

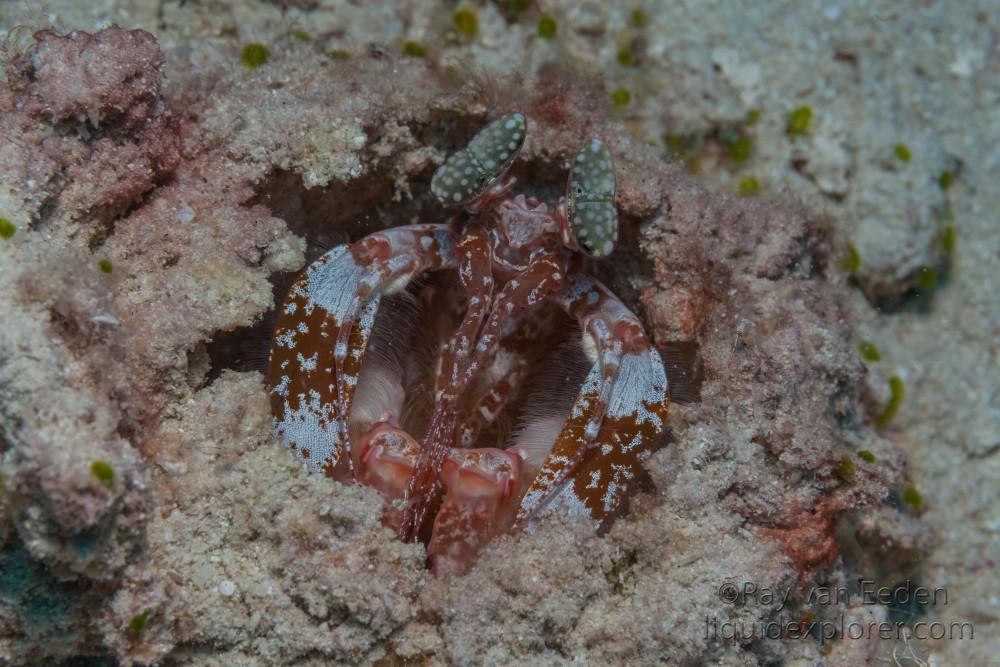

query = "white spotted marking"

[{"left": 297, "top": 352, "right": 318, "bottom": 372}]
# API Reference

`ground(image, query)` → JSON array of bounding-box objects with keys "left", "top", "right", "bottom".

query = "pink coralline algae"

[
  {"left": 3, "top": 26, "right": 179, "bottom": 246},
  {"left": 8, "top": 27, "right": 163, "bottom": 127}
]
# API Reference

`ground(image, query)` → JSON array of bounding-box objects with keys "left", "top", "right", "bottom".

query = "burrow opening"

[
  {"left": 199, "top": 118, "right": 703, "bottom": 556},
  {"left": 205, "top": 128, "right": 670, "bottom": 384}
]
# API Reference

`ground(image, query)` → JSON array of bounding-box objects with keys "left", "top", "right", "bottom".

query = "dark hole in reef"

[
  {"left": 206, "top": 130, "right": 692, "bottom": 509},
  {"left": 251, "top": 166, "right": 435, "bottom": 262},
  {"left": 203, "top": 279, "right": 285, "bottom": 384},
  {"left": 54, "top": 657, "right": 118, "bottom": 667},
  {"left": 881, "top": 579, "right": 935, "bottom": 626},
  {"left": 199, "top": 118, "right": 702, "bottom": 565},
  {"left": 0, "top": 537, "right": 90, "bottom": 647},
  {"left": 208, "top": 134, "right": 666, "bottom": 379},
  {"left": 860, "top": 256, "right": 952, "bottom": 314},
  {"left": 205, "top": 154, "right": 446, "bottom": 382},
  {"left": 834, "top": 504, "right": 936, "bottom": 627},
  {"left": 412, "top": 109, "right": 497, "bottom": 160}
]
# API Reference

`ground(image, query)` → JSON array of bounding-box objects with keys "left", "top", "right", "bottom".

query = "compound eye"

[
  {"left": 566, "top": 138, "right": 618, "bottom": 258},
  {"left": 431, "top": 112, "right": 527, "bottom": 206}
]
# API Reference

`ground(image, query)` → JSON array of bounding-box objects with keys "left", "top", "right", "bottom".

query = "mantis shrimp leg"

[{"left": 400, "top": 253, "right": 566, "bottom": 539}]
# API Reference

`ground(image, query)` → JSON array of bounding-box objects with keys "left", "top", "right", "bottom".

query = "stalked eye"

[
  {"left": 431, "top": 112, "right": 527, "bottom": 206},
  {"left": 565, "top": 138, "right": 618, "bottom": 258}
]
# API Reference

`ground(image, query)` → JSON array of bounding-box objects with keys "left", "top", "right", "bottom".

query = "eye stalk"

[
  {"left": 563, "top": 138, "right": 618, "bottom": 258},
  {"left": 431, "top": 112, "right": 527, "bottom": 208}
]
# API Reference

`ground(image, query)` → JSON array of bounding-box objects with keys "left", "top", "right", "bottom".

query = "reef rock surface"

[{"left": 0, "top": 17, "right": 945, "bottom": 666}]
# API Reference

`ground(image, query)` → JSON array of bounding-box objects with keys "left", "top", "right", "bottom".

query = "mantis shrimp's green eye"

[
  {"left": 566, "top": 138, "right": 617, "bottom": 258},
  {"left": 431, "top": 112, "right": 527, "bottom": 205}
]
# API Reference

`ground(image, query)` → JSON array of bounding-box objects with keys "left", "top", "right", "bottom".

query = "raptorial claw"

[
  {"left": 513, "top": 275, "right": 669, "bottom": 529},
  {"left": 266, "top": 225, "right": 458, "bottom": 478},
  {"left": 267, "top": 276, "right": 379, "bottom": 480}
]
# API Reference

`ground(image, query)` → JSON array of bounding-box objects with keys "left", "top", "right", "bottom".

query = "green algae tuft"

[
  {"left": 837, "top": 456, "right": 856, "bottom": 481},
  {"left": 128, "top": 611, "right": 150, "bottom": 633},
  {"left": 241, "top": 43, "right": 269, "bottom": 69},
  {"left": 902, "top": 485, "right": 923, "bottom": 509},
  {"left": 859, "top": 341, "right": 880, "bottom": 363},
  {"left": 738, "top": 176, "right": 761, "bottom": 196},
  {"left": 403, "top": 41, "right": 428, "bottom": 58},
  {"left": 940, "top": 224, "right": 955, "bottom": 254},
  {"left": 875, "top": 376, "right": 904, "bottom": 428},
  {"left": 857, "top": 450, "right": 876, "bottom": 464},
  {"left": 728, "top": 134, "right": 753, "bottom": 163},
  {"left": 538, "top": 15, "right": 558, "bottom": 39},
  {"left": 916, "top": 266, "right": 939, "bottom": 291},
  {"left": 90, "top": 461, "right": 116, "bottom": 489},
  {"left": 454, "top": 9, "right": 478, "bottom": 38},
  {"left": 786, "top": 106, "right": 813, "bottom": 135},
  {"left": 839, "top": 242, "right": 860, "bottom": 273},
  {"left": 611, "top": 88, "right": 631, "bottom": 106}
]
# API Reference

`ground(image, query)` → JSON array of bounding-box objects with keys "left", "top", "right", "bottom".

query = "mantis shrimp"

[{"left": 267, "top": 113, "right": 669, "bottom": 575}]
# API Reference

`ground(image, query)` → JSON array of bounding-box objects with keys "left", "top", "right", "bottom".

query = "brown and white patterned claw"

[
  {"left": 513, "top": 275, "right": 670, "bottom": 529},
  {"left": 266, "top": 225, "right": 458, "bottom": 478}
]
